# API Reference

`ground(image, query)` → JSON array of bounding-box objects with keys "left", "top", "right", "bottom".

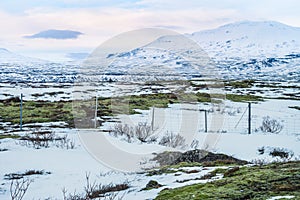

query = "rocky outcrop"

[{"left": 152, "top": 149, "right": 249, "bottom": 167}]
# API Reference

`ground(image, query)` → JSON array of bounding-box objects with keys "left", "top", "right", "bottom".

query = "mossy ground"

[
  {"left": 225, "top": 94, "right": 263, "bottom": 102},
  {"left": 0, "top": 100, "right": 74, "bottom": 126},
  {"left": 225, "top": 80, "right": 255, "bottom": 88},
  {"left": 0, "top": 92, "right": 262, "bottom": 128},
  {"left": 0, "top": 134, "right": 20, "bottom": 140},
  {"left": 155, "top": 161, "right": 300, "bottom": 200}
]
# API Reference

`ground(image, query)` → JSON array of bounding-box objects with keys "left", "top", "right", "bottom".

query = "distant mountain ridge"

[
  {"left": 0, "top": 48, "right": 46, "bottom": 64},
  {"left": 1, "top": 21, "right": 300, "bottom": 82},
  {"left": 0, "top": 48, "right": 77, "bottom": 83},
  {"left": 96, "top": 20, "right": 300, "bottom": 80},
  {"left": 190, "top": 21, "right": 300, "bottom": 59}
]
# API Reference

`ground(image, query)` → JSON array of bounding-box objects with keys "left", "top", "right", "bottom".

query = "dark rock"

[
  {"left": 185, "top": 169, "right": 200, "bottom": 174},
  {"left": 142, "top": 180, "right": 163, "bottom": 190},
  {"left": 151, "top": 151, "right": 182, "bottom": 166},
  {"left": 174, "top": 149, "right": 209, "bottom": 163},
  {"left": 152, "top": 149, "right": 249, "bottom": 167},
  {"left": 197, "top": 152, "right": 248, "bottom": 166}
]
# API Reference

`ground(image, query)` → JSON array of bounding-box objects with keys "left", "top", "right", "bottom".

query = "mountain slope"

[
  {"left": 97, "top": 21, "right": 300, "bottom": 81},
  {"left": 0, "top": 48, "right": 78, "bottom": 83},
  {"left": 0, "top": 48, "right": 45, "bottom": 64},
  {"left": 190, "top": 21, "right": 300, "bottom": 59},
  {"left": 1, "top": 21, "right": 300, "bottom": 82}
]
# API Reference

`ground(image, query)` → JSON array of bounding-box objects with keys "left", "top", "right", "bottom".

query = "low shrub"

[
  {"left": 269, "top": 148, "right": 294, "bottom": 160},
  {"left": 5, "top": 170, "right": 51, "bottom": 180},
  {"left": 18, "top": 129, "right": 75, "bottom": 149},
  {"left": 159, "top": 132, "right": 186, "bottom": 149},
  {"left": 62, "top": 173, "right": 129, "bottom": 200},
  {"left": 110, "top": 122, "right": 157, "bottom": 144},
  {"left": 260, "top": 116, "right": 283, "bottom": 134},
  {"left": 10, "top": 178, "right": 32, "bottom": 200}
]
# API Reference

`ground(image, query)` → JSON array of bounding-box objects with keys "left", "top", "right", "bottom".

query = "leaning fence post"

[
  {"left": 20, "top": 93, "right": 23, "bottom": 131},
  {"left": 204, "top": 110, "right": 208, "bottom": 133},
  {"left": 94, "top": 96, "right": 98, "bottom": 129},
  {"left": 248, "top": 102, "right": 251, "bottom": 134},
  {"left": 151, "top": 106, "right": 155, "bottom": 131}
]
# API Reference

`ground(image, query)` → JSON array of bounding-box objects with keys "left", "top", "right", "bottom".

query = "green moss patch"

[
  {"left": 155, "top": 161, "right": 300, "bottom": 200},
  {"left": 225, "top": 80, "right": 255, "bottom": 88},
  {"left": 226, "top": 94, "right": 263, "bottom": 102},
  {"left": 0, "top": 98, "right": 74, "bottom": 126},
  {"left": 0, "top": 134, "right": 20, "bottom": 140},
  {"left": 0, "top": 92, "right": 262, "bottom": 128}
]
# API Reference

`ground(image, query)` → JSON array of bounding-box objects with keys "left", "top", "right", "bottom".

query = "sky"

[{"left": 0, "top": 0, "right": 300, "bottom": 61}]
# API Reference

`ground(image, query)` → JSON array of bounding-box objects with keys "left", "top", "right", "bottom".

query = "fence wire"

[{"left": 150, "top": 101, "right": 300, "bottom": 136}]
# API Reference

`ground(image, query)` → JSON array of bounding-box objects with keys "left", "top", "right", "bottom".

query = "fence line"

[{"left": 149, "top": 102, "right": 300, "bottom": 135}]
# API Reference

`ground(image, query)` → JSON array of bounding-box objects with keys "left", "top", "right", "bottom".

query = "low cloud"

[
  {"left": 24, "top": 29, "right": 83, "bottom": 39},
  {"left": 66, "top": 52, "right": 89, "bottom": 60}
]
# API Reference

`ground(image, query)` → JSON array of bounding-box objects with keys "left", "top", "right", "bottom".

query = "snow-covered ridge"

[
  {"left": 190, "top": 20, "right": 300, "bottom": 59},
  {"left": 0, "top": 48, "right": 78, "bottom": 83},
  {"left": 1, "top": 21, "right": 300, "bottom": 83},
  {"left": 103, "top": 20, "right": 300, "bottom": 81},
  {"left": 0, "top": 48, "right": 46, "bottom": 64}
]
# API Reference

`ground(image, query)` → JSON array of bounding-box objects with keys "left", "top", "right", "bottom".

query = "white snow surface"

[
  {"left": 1, "top": 21, "right": 300, "bottom": 199},
  {"left": 0, "top": 129, "right": 222, "bottom": 200},
  {"left": 1, "top": 98, "right": 299, "bottom": 199}
]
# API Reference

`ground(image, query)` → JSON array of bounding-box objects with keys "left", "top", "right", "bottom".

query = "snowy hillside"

[
  {"left": 96, "top": 21, "right": 300, "bottom": 81},
  {"left": 95, "top": 36, "right": 209, "bottom": 78},
  {"left": 189, "top": 21, "right": 300, "bottom": 80},
  {"left": 1, "top": 21, "right": 300, "bottom": 83},
  {"left": 191, "top": 21, "right": 300, "bottom": 59},
  {"left": 0, "top": 48, "right": 78, "bottom": 83},
  {"left": 0, "top": 48, "right": 45, "bottom": 64}
]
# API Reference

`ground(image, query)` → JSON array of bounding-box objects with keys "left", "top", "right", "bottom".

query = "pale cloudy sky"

[{"left": 0, "top": 0, "right": 299, "bottom": 61}]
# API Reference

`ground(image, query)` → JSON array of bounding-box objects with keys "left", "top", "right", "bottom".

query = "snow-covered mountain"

[
  {"left": 189, "top": 21, "right": 300, "bottom": 80},
  {"left": 0, "top": 48, "right": 78, "bottom": 83},
  {"left": 87, "top": 21, "right": 300, "bottom": 81},
  {"left": 191, "top": 21, "right": 300, "bottom": 59},
  {"left": 1, "top": 21, "right": 300, "bottom": 83},
  {"left": 0, "top": 48, "right": 47, "bottom": 64}
]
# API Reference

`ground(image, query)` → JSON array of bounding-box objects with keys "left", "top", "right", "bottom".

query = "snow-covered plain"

[
  {"left": 0, "top": 96, "right": 299, "bottom": 199},
  {"left": 0, "top": 21, "right": 300, "bottom": 199}
]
